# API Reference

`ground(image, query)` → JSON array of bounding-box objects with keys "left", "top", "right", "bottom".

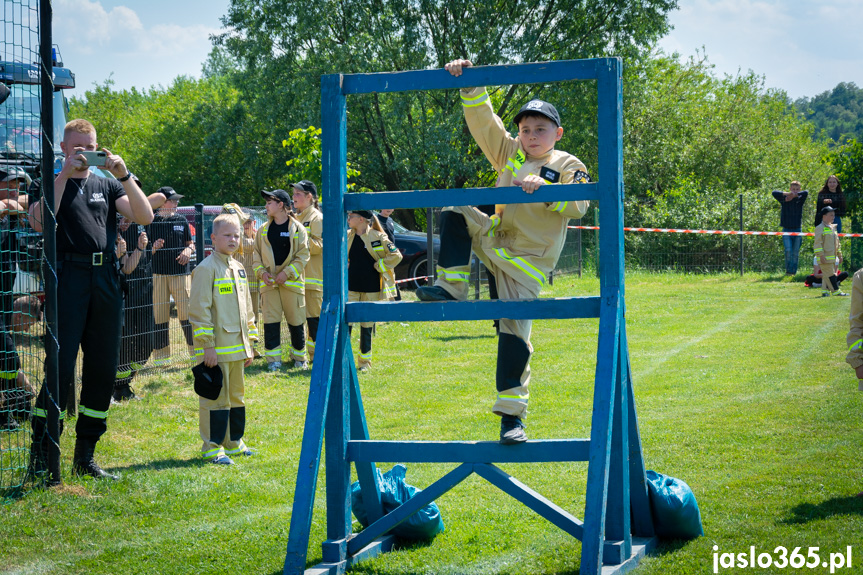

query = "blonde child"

[{"left": 189, "top": 214, "right": 258, "bottom": 465}]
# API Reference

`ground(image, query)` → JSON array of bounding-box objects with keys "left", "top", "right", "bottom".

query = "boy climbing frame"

[{"left": 283, "top": 58, "right": 656, "bottom": 575}]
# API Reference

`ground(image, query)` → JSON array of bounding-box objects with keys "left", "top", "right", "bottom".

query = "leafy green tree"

[
  {"left": 216, "top": 0, "right": 678, "bottom": 227},
  {"left": 282, "top": 125, "right": 363, "bottom": 192},
  {"left": 796, "top": 82, "right": 863, "bottom": 144}
]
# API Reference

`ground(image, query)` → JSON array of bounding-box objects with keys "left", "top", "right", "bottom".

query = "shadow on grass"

[
  {"left": 781, "top": 494, "right": 863, "bottom": 525},
  {"left": 112, "top": 457, "right": 206, "bottom": 473},
  {"left": 429, "top": 334, "right": 495, "bottom": 342}
]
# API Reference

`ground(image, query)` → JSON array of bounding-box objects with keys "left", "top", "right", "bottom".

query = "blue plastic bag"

[
  {"left": 351, "top": 464, "right": 445, "bottom": 541},
  {"left": 645, "top": 470, "right": 704, "bottom": 539}
]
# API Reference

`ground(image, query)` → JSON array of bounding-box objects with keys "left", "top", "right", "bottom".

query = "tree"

[
  {"left": 796, "top": 82, "right": 863, "bottom": 144},
  {"left": 215, "top": 0, "right": 678, "bottom": 227}
]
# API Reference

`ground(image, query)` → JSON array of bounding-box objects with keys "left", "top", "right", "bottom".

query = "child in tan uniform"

[
  {"left": 417, "top": 58, "right": 590, "bottom": 444},
  {"left": 814, "top": 206, "right": 847, "bottom": 297},
  {"left": 189, "top": 214, "right": 258, "bottom": 465}
]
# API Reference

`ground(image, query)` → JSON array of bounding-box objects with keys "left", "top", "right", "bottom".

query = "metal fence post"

[
  {"left": 39, "top": 0, "right": 61, "bottom": 484},
  {"left": 576, "top": 218, "right": 583, "bottom": 278},
  {"left": 195, "top": 203, "right": 205, "bottom": 264},
  {"left": 739, "top": 194, "right": 744, "bottom": 276}
]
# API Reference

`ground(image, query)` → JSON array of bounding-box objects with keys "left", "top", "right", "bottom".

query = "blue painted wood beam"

[
  {"left": 347, "top": 439, "right": 590, "bottom": 463},
  {"left": 473, "top": 463, "right": 585, "bottom": 540},
  {"left": 343, "top": 183, "right": 598, "bottom": 211},
  {"left": 340, "top": 60, "right": 609, "bottom": 95},
  {"left": 283, "top": 301, "right": 340, "bottom": 575},
  {"left": 345, "top": 297, "right": 601, "bottom": 323},
  {"left": 346, "top": 463, "right": 475, "bottom": 555}
]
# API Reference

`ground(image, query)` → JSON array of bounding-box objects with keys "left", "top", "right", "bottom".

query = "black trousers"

[{"left": 33, "top": 259, "right": 123, "bottom": 442}]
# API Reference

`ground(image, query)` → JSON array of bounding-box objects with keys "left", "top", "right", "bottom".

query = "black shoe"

[
  {"left": 416, "top": 286, "right": 457, "bottom": 302},
  {"left": 112, "top": 385, "right": 137, "bottom": 402},
  {"left": 73, "top": 439, "right": 120, "bottom": 481},
  {"left": 500, "top": 415, "right": 528, "bottom": 445}
]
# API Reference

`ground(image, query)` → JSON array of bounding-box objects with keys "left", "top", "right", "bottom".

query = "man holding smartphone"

[{"left": 27, "top": 119, "right": 163, "bottom": 484}]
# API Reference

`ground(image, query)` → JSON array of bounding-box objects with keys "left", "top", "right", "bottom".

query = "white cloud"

[
  {"left": 658, "top": 0, "right": 863, "bottom": 99},
  {"left": 53, "top": 0, "right": 221, "bottom": 93}
]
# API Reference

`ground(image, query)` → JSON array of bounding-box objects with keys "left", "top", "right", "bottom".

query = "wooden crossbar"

[
  {"left": 347, "top": 439, "right": 590, "bottom": 463},
  {"left": 343, "top": 183, "right": 599, "bottom": 211},
  {"left": 345, "top": 297, "right": 601, "bottom": 323}
]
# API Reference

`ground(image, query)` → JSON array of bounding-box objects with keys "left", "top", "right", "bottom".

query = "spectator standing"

[
  {"left": 814, "top": 206, "right": 846, "bottom": 297},
  {"left": 189, "top": 214, "right": 257, "bottom": 464},
  {"left": 814, "top": 175, "right": 847, "bottom": 232},
  {"left": 26, "top": 119, "right": 157, "bottom": 482},
  {"left": 0, "top": 167, "right": 31, "bottom": 326},
  {"left": 253, "top": 189, "right": 310, "bottom": 370},
  {"left": 149, "top": 187, "right": 195, "bottom": 365},
  {"left": 771, "top": 181, "right": 808, "bottom": 275},
  {"left": 114, "top": 213, "right": 154, "bottom": 402},
  {"left": 292, "top": 181, "right": 324, "bottom": 362}
]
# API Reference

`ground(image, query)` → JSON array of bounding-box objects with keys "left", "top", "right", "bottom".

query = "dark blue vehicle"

[{"left": 389, "top": 217, "right": 440, "bottom": 290}]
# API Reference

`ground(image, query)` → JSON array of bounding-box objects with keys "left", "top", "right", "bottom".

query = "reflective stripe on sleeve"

[
  {"left": 437, "top": 267, "right": 470, "bottom": 283},
  {"left": 850, "top": 339, "right": 863, "bottom": 352},
  {"left": 460, "top": 89, "right": 490, "bottom": 108}
]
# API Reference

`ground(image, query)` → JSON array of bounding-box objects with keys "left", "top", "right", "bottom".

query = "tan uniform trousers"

[
  {"left": 153, "top": 273, "right": 192, "bottom": 323},
  {"left": 348, "top": 290, "right": 383, "bottom": 368},
  {"left": 153, "top": 274, "right": 192, "bottom": 361},
  {"left": 305, "top": 289, "right": 323, "bottom": 361},
  {"left": 821, "top": 259, "right": 837, "bottom": 293},
  {"left": 199, "top": 359, "right": 248, "bottom": 459},
  {"left": 262, "top": 288, "right": 306, "bottom": 361},
  {"left": 435, "top": 206, "right": 539, "bottom": 419}
]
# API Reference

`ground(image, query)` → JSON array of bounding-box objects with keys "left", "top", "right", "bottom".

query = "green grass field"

[{"left": 3, "top": 272, "right": 862, "bottom": 575}]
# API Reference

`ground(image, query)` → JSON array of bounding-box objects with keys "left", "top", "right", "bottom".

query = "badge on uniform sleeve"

[
  {"left": 573, "top": 170, "right": 592, "bottom": 184},
  {"left": 238, "top": 269, "right": 246, "bottom": 278},
  {"left": 387, "top": 243, "right": 398, "bottom": 253},
  {"left": 539, "top": 166, "right": 560, "bottom": 183},
  {"left": 304, "top": 222, "right": 311, "bottom": 227},
  {"left": 371, "top": 240, "right": 382, "bottom": 247}
]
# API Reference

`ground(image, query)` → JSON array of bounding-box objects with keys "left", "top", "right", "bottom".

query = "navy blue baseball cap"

[{"left": 513, "top": 99, "right": 561, "bottom": 127}]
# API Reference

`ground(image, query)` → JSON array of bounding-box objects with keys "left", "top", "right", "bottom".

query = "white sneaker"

[
  {"left": 268, "top": 361, "right": 282, "bottom": 372},
  {"left": 835, "top": 291, "right": 849, "bottom": 296},
  {"left": 293, "top": 360, "right": 309, "bottom": 370}
]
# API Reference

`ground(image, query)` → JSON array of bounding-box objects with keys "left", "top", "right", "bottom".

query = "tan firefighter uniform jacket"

[
  {"left": 347, "top": 228, "right": 403, "bottom": 299},
  {"left": 459, "top": 86, "right": 590, "bottom": 290},
  {"left": 190, "top": 252, "right": 258, "bottom": 363},
  {"left": 253, "top": 215, "right": 310, "bottom": 296},
  {"left": 846, "top": 269, "right": 863, "bottom": 372},
  {"left": 814, "top": 222, "right": 841, "bottom": 265},
  {"left": 297, "top": 206, "right": 323, "bottom": 293}
]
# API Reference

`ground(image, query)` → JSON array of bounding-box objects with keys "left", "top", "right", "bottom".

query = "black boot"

[
  {"left": 73, "top": 438, "right": 120, "bottom": 480},
  {"left": 26, "top": 431, "right": 61, "bottom": 486}
]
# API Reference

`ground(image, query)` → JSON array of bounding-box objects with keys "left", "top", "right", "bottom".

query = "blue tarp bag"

[
  {"left": 351, "top": 464, "right": 445, "bottom": 542},
  {"left": 645, "top": 470, "right": 704, "bottom": 539}
]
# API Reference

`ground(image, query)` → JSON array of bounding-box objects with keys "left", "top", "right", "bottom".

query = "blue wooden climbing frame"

[{"left": 283, "top": 58, "right": 656, "bottom": 575}]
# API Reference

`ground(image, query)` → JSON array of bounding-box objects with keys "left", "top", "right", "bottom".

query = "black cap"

[
  {"left": 821, "top": 206, "right": 836, "bottom": 215},
  {"left": 513, "top": 99, "right": 561, "bottom": 127},
  {"left": 192, "top": 362, "right": 223, "bottom": 400},
  {"left": 292, "top": 180, "right": 317, "bottom": 195},
  {"left": 350, "top": 210, "right": 373, "bottom": 219},
  {"left": 158, "top": 186, "right": 183, "bottom": 201},
  {"left": 261, "top": 188, "right": 292, "bottom": 205}
]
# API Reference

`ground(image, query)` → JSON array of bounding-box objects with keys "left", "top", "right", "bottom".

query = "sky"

[{"left": 11, "top": 0, "right": 862, "bottom": 101}]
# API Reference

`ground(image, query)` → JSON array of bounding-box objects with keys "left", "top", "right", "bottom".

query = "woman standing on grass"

[
  {"left": 346, "top": 210, "right": 402, "bottom": 372},
  {"left": 814, "top": 175, "right": 847, "bottom": 232},
  {"left": 292, "top": 181, "right": 323, "bottom": 364}
]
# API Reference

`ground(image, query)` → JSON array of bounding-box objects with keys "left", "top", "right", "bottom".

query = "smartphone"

[{"left": 79, "top": 150, "right": 107, "bottom": 167}]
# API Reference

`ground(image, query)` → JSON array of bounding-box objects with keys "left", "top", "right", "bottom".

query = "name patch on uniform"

[
  {"left": 218, "top": 284, "right": 234, "bottom": 295},
  {"left": 304, "top": 222, "right": 311, "bottom": 227},
  {"left": 173, "top": 225, "right": 184, "bottom": 232},
  {"left": 371, "top": 240, "right": 382, "bottom": 247},
  {"left": 539, "top": 166, "right": 560, "bottom": 183},
  {"left": 280, "top": 232, "right": 290, "bottom": 237}
]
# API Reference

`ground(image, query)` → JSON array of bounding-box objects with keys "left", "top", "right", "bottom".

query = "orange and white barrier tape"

[
  {"left": 395, "top": 274, "right": 431, "bottom": 285},
  {"left": 568, "top": 226, "right": 863, "bottom": 237}
]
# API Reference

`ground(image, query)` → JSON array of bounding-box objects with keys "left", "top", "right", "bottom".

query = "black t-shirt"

[
  {"left": 267, "top": 219, "right": 293, "bottom": 267},
  {"left": 348, "top": 235, "right": 380, "bottom": 293},
  {"left": 56, "top": 175, "right": 126, "bottom": 254},
  {"left": 149, "top": 212, "right": 191, "bottom": 275}
]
